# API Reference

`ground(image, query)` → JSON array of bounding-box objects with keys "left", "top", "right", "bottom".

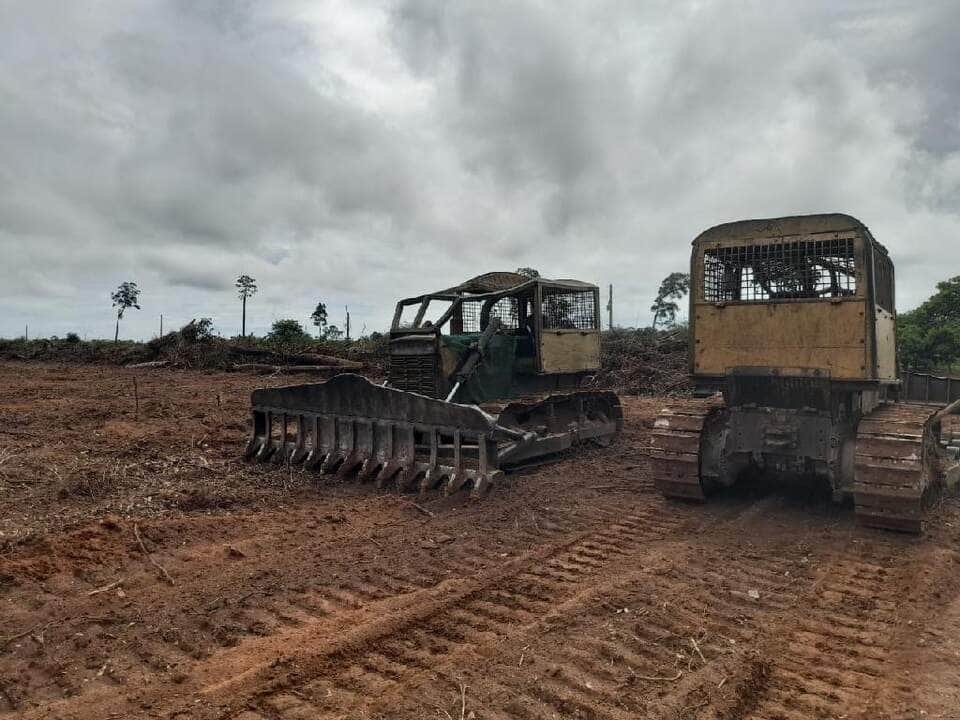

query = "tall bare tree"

[
  {"left": 111, "top": 281, "right": 141, "bottom": 342},
  {"left": 236, "top": 274, "right": 258, "bottom": 338},
  {"left": 310, "top": 301, "right": 328, "bottom": 338}
]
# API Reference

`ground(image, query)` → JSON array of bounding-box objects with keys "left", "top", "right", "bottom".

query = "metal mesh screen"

[
  {"left": 541, "top": 290, "right": 597, "bottom": 329},
  {"left": 703, "top": 238, "right": 857, "bottom": 302},
  {"left": 459, "top": 300, "right": 483, "bottom": 333},
  {"left": 874, "top": 254, "right": 894, "bottom": 311},
  {"left": 488, "top": 297, "right": 519, "bottom": 329}
]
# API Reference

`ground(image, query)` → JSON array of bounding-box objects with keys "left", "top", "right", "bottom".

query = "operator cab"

[
  {"left": 388, "top": 272, "right": 602, "bottom": 403},
  {"left": 690, "top": 213, "right": 896, "bottom": 397}
]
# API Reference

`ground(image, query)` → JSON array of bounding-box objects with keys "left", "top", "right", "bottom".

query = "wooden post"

[
  {"left": 24, "top": 324, "right": 28, "bottom": 341},
  {"left": 159, "top": 314, "right": 163, "bottom": 337},
  {"left": 345, "top": 305, "right": 351, "bottom": 341},
  {"left": 133, "top": 377, "right": 140, "bottom": 420}
]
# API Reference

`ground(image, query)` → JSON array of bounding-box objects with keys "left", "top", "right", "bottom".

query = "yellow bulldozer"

[
  {"left": 245, "top": 272, "right": 622, "bottom": 496},
  {"left": 651, "top": 213, "right": 959, "bottom": 532}
]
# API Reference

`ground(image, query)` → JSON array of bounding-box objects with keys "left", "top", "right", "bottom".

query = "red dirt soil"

[{"left": 1, "top": 361, "right": 960, "bottom": 719}]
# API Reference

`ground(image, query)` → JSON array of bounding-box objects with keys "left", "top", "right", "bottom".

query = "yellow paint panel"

[
  {"left": 540, "top": 331, "right": 601, "bottom": 373},
  {"left": 875, "top": 308, "right": 896, "bottom": 381},
  {"left": 694, "top": 300, "right": 868, "bottom": 380}
]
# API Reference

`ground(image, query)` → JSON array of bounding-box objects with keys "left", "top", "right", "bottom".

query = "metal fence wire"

[
  {"left": 703, "top": 238, "right": 857, "bottom": 302},
  {"left": 541, "top": 289, "right": 597, "bottom": 329}
]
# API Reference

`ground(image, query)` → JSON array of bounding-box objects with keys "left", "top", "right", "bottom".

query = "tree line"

[
  {"left": 109, "top": 274, "right": 347, "bottom": 343},
  {"left": 104, "top": 272, "right": 960, "bottom": 374}
]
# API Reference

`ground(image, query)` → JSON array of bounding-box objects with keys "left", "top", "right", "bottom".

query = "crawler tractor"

[
  {"left": 651, "top": 213, "right": 959, "bottom": 532},
  {"left": 246, "top": 272, "right": 622, "bottom": 495}
]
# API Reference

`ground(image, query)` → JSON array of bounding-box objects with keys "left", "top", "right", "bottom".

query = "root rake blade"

[{"left": 246, "top": 374, "right": 507, "bottom": 497}]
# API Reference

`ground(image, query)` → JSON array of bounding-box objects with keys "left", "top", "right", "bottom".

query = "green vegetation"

[
  {"left": 110, "top": 281, "right": 141, "bottom": 342},
  {"left": 898, "top": 276, "right": 960, "bottom": 373},
  {"left": 267, "top": 318, "right": 312, "bottom": 353},
  {"left": 310, "top": 301, "right": 328, "bottom": 338},
  {"left": 650, "top": 272, "right": 690, "bottom": 330},
  {"left": 235, "top": 274, "right": 257, "bottom": 338}
]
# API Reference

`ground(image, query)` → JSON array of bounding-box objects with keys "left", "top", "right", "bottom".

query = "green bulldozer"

[{"left": 245, "top": 272, "right": 622, "bottom": 495}]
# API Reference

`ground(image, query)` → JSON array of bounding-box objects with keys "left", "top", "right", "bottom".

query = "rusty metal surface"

[
  {"left": 900, "top": 371, "right": 960, "bottom": 406},
  {"left": 250, "top": 374, "right": 500, "bottom": 433},
  {"left": 853, "top": 402, "right": 940, "bottom": 533},
  {"left": 246, "top": 374, "right": 621, "bottom": 498},
  {"left": 648, "top": 396, "right": 725, "bottom": 501}
]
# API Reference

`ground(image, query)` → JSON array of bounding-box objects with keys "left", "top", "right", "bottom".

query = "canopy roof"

[{"left": 693, "top": 213, "right": 887, "bottom": 250}]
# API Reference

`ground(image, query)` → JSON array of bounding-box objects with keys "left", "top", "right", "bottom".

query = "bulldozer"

[
  {"left": 650, "top": 213, "right": 960, "bottom": 532},
  {"left": 245, "top": 272, "right": 622, "bottom": 496}
]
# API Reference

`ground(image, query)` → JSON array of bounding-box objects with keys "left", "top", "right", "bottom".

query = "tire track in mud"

[
  {"left": 474, "top": 547, "right": 798, "bottom": 719},
  {"left": 198, "top": 503, "right": 692, "bottom": 719},
  {"left": 0, "top": 497, "right": 614, "bottom": 710},
  {"left": 208, "top": 503, "right": 793, "bottom": 720},
  {"left": 9, "top": 496, "right": 688, "bottom": 720},
  {"left": 743, "top": 542, "right": 903, "bottom": 720}
]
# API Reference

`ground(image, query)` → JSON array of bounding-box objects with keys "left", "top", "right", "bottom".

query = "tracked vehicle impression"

[
  {"left": 651, "top": 213, "right": 959, "bottom": 532},
  {"left": 246, "top": 272, "right": 622, "bottom": 495}
]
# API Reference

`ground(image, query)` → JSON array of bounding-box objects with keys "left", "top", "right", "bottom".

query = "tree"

[
  {"left": 267, "top": 318, "right": 311, "bottom": 351},
  {"left": 650, "top": 272, "right": 690, "bottom": 329},
  {"left": 897, "top": 276, "right": 960, "bottom": 371},
  {"left": 311, "top": 301, "right": 328, "bottom": 338},
  {"left": 515, "top": 267, "right": 540, "bottom": 279},
  {"left": 235, "top": 274, "right": 258, "bottom": 338},
  {"left": 111, "top": 281, "right": 141, "bottom": 342},
  {"left": 324, "top": 324, "right": 343, "bottom": 341}
]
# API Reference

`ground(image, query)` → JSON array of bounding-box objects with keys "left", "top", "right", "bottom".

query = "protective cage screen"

[
  {"left": 458, "top": 300, "right": 483, "bottom": 333},
  {"left": 488, "top": 297, "right": 520, "bottom": 329},
  {"left": 541, "top": 289, "right": 597, "bottom": 329},
  {"left": 703, "top": 238, "right": 857, "bottom": 302}
]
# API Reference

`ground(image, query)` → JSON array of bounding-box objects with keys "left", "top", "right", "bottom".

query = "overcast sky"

[{"left": 1, "top": 0, "right": 958, "bottom": 340}]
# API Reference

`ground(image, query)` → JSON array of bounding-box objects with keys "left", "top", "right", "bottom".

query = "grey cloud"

[{"left": 2, "top": 0, "right": 960, "bottom": 340}]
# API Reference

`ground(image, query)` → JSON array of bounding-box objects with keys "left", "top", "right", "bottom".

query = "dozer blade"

[{"left": 245, "top": 374, "right": 509, "bottom": 496}]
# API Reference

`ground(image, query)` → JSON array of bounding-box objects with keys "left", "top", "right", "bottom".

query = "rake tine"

[
  {"left": 442, "top": 430, "right": 467, "bottom": 495},
  {"left": 357, "top": 458, "right": 381, "bottom": 481},
  {"left": 254, "top": 412, "right": 276, "bottom": 462},
  {"left": 375, "top": 460, "right": 401, "bottom": 487},
  {"left": 336, "top": 452, "right": 363, "bottom": 479},
  {"left": 305, "top": 416, "right": 332, "bottom": 470},
  {"left": 443, "top": 470, "right": 470, "bottom": 496},
  {"left": 471, "top": 435, "right": 502, "bottom": 497},
  {"left": 290, "top": 414, "right": 309, "bottom": 464},
  {"left": 420, "top": 430, "right": 445, "bottom": 494},
  {"left": 397, "top": 463, "right": 423, "bottom": 491},
  {"left": 270, "top": 413, "right": 290, "bottom": 464}
]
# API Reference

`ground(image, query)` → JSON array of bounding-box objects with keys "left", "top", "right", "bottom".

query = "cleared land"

[{"left": 1, "top": 362, "right": 959, "bottom": 719}]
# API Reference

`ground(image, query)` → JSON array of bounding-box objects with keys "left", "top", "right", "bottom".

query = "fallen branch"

[
  {"left": 87, "top": 579, "right": 124, "bottom": 596},
  {"left": 690, "top": 636, "right": 706, "bottom": 665},
  {"left": 291, "top": 353, "right": 363, "bottom": 368},
  {"left": 343, "top": 518, "right": 384, "bottom": 548},
  {"left": 126, "top": 360, "right": 169, "bottom": 369},
  {"left": 133, "top": 524, "right": 175, "bottom": 585},
  {"left": 406, "top": 501, "right": 435, "bottom": 518},
  {"left": 632, "top": 669, "right": 683, "bottom": 682},
  {"left": 1, "top": 621, "right": 54, "bottom": 649},
  {"left": 1, "top": 615, "right": 123, "bottom": 651},
  {"left": 232, "top": 363, "right": 348, "bottom": 374}
]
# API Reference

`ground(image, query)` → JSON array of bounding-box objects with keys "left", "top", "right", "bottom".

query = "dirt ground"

[{"left": 1, "top": 361, "right": 960, "bottom": 720}]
